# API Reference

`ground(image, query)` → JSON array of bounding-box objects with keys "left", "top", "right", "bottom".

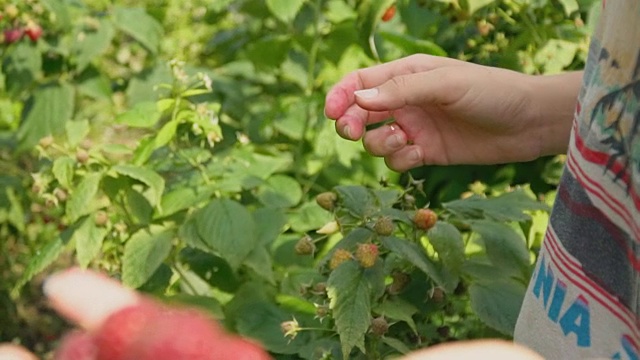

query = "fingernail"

[
  {"left": 343, "top": 125, "right": 352, "bottom": 139},
  {"left": 354, "top": 88, "right": 379, "bottom": 99},
  {"left": 409, "top": 149, "right": 422, "bottom": 162},
  {"left": 385, "top": 134, "right": 403, "bottom": 149}
]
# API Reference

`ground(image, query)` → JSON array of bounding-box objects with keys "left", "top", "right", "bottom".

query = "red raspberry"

[
  {"left": 54, "top": 331, "right": 98, "bottom": 360},
  {"left": 413, "top": 208, "right": 438, "bottom": 231},
  {"left": 381, "top": 5, "right": 396, "bottom": 22},
  {"left": 3, "top": 28, "right": 23, "bottom": 44},
  {"left": 25, "top": 22, "right": 43, "bottom": 42}
]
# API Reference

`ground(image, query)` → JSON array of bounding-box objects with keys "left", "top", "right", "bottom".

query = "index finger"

[{"left": 324, "top": 54, "right": 462, "bottom": 120}]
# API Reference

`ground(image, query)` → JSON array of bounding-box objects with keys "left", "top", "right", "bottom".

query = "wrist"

[{"left": 527, "top": 71, "right": 582, "bottom": 157}]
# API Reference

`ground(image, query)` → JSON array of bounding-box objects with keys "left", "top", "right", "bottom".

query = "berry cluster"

[{"left": 1, "top": 3, "right": 44, "bottom": 45}]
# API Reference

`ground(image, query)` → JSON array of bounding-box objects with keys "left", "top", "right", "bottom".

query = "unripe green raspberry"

[
  {"left": 413, "top": 209, "right": 438, "bottom": 231},
  {"left": 294, "top": 235, "right": 315, "bottom": 255},
  {"left": 315, "top": 192, "right": 337, "bottom": 211},
  {"left": 373, "top": 216, "right": 395, "bottom": 236},
  {"left": 355, "top": 243, "right": 378, "bottom": 268},
  {"left": 370, "top": 316, "right": 389, "bottom": 336},
  {"left": 329, "top": 249, "right": 352, "bottom": 270},
  {"left": 314, "top": 303, "right": 329, "bottom": 319},
  {"left": 311, "top": 282, "right": 327, "bottom": 295}
]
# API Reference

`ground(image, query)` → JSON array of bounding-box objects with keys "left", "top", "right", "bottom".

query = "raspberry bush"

[{"left": 0, "top": 0, "right": 595, "bottom": 358}]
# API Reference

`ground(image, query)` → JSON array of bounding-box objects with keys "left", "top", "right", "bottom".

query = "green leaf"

[
  {"left": 375, "top": 298, "right": 418, "bottom": 333},
  {"left": 41, "top": 0, "right": 72, "bottom": 30},
  {"left": 6, "top": 187, "right": 24, "bottom": 233},
  {"left": 534, "top": 39, "right": 579, "bottom": 74},
  {"left": 73, "top": 216, "right": 109, "bottom": 268},
  {"left": 17, "top": 82, "right": 75, "bottom": 150},
  {"left": 65, "top": 120, "right": 90, "bottom": 148},
  {"left": 427, "top": 222, "right": 465, "bottom": 273},
  {"left": 443, "top": 189, "right": 548, "bottom": 222},
  {"left": 124, "top": 187, "right": 153, "bottom": 225},
  {"left": 558, "top": 0, "right": 579, "bottom": 15},
  {"left": 113, "top": 6, "right": 163, "bottom": 54},
  {"left": 156, "top": 186, "right": 215, "bottom": 218},
  {"left": 122, "top": 225, "right": 174, "bottom": 288},
  {"left": 194, "top": 199, "right": 257, "bottom": 270},
  {"left": 243, "top": 246, "right": 275, "bottom": 284},
  {"left": 380, "top": 236, "right": 451, "bottom": 291},
  {"left": 335, "top": 185, "right": 378, "bottom": 218},
  {"left": 257, "top": 175, "right": 303, "bottom": 208},
  {"left": 469, "top": 280, "right": 526, "bottom": 335},
  {"left": 265, "top": 0, "right": 306, "bottom": 22},
  {"left": 289, "top": 200, "right": 333, "bottom": 233},
  {"left": 463, "top": 0, "right": 496, "bottom": 14},
  {"left": 381, "top": 337, "right": 412, "bottom": 355},
  {"left": 12, "top": 227, "right": 74, "bottom": 296},
  {"left": 378, "top": 31, "right": 447, "bottom": 57},
  {"left": 471, "top": 220, "right": 531, "bottom": 277},
  {"left": 154, "top": 119, "right": 179, "bottom": 148},
  {"left": 253, "top": 207, "right": 286, "bottom": 246},
  {"left": 180, "top": 247, "right": 240, "bottom": 293},
  {"left": 75, "top": 66, "right": 113, "bottom": 100},
  {"left": 226, "top": 282, "right": 303, "bottom": 354},
  {"left": 355, "top": 0, "right": 396, "bottom": 59},
  {"left": 3, "top": 41, "right": 41, "bottom": 94},
  {"left": 112, "top": 165, "right": 165, "bottom": 208},
  {"left": 115, "top": 101, "right": 161, "bottom": 128},
  {"left": 72, "top": 18, "right": 116, "bottom": 72},
  {"left": 67, "top": 173, "right": 102, "bottom": 223},
  {"left": 327, "top": 261, "right": 371, "bottom": 359}
]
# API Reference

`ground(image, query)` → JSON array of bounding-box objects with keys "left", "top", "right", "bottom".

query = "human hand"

[
  {"left": 0, "top": 268, "right": 270, "bottom": 360},
  {"left": 325, "top": 54, "right": 578, "bottom": 171}
]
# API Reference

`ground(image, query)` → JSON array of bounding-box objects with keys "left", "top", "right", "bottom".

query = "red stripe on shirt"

[
  {"left": 573, "top": 122, "right": 640, "bottom": 211},
  {"left": 566, "top": 154, "right": 640, "bottom": 241},
  {"left": 543, "top": 230, "right": 640, "bottom": 340}
]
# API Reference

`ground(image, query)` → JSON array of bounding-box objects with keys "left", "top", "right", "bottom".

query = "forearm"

[{"left": 528, "top": 71, "right": 583, "bottom": 157}]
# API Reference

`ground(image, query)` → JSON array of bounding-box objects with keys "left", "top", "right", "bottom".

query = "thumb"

[{"left": 353, "top": 68, "right": 465, "bottom": 112}]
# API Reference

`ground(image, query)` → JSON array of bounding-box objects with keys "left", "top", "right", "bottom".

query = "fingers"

[
  {"left": 354, "top": 68, "right": 466, "bottom": 112},
  {"left": 401, "top": 340, "right": 543, "bottom": 360},
  {"left": 324, "top": 55, "right": 464, "bottom": 120},
  {"left": 0, "top": 344, "right": 38, "bottom": 360},
  {"left": 43, "top": 268, "right": 140, "bottom": 331},
  {"left": 362, "top": 123, "right": 407, "bottom": 156}
]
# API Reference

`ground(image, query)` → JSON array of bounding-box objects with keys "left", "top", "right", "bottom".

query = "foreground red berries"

[
  {"left": 381, "top": 5, "right": 396, "bottom": 22},
  {"left": 54, "top": 300, "right": 271, "bottom": 360},
  {"left": 3, "top": 28, "right": 23, "bottom": 44},
  {"left": 25, "top": 22, "right": 43, "bottom": 42}
]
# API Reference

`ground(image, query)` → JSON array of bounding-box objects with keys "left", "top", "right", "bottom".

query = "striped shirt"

[{"left": 514, "top": 1, "right": 640, "bottom": 358}]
